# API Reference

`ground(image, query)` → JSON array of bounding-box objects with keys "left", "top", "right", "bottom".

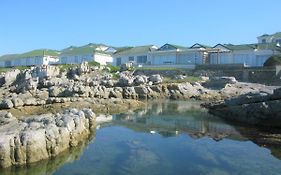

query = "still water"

[{"left": 2, "top": 101, "right": 281, "bottom": 175}]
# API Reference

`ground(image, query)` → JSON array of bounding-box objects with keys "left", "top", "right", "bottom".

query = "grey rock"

[
  {"left": 149, "top": 74, "right": 163, "bottom": 85},
  {"left": 0, "top": 99, "right": 14, "bottom": 109},
  {"left": 11, "top": 97, "right": 24, "bottom": 108}
]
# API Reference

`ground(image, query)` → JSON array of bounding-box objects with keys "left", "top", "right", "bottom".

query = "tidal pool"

[{"left": 2, "top": 100, "right": 281, "bottom": 175}]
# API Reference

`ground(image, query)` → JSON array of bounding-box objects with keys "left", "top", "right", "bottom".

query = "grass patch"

[
  {"left": 0, "top": 66, "right": 29, "bottom": 74},
  {"left": 88, "top": 61, "right": 100, "bottom": 67},
  {"left": 59, "top": 64, "right": 77, "bottom": 72},
  {"left": 135, "top": 67, "right": 187, "bottom": 71},
  {"left": 107, "top": 64, "right": 120, "bottom": 73},
  {"left": 163, "top": 76, "right": 202, "bottom": 84}
]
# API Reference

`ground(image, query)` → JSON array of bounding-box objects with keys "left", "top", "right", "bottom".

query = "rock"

[
  {"left": 109, "top": 87, "right": 123, "bottom": 98},
  {"left": 118, "top": 76, "right": 134, "bottom": 87},
  {"left": 77, "top": 61, "right": 90, "bottom": 75},
  {"left": 205, "top": 90, "right": 281, "bottom": 126},
  {"left": 123, "top": 87, "right": 138, "bottom": 99},
  {"left": 24, "top": 98, "right": 37, "bottom": 106},
  {"left": 134, "top": 75, "right": 148, "bottom": 86},
  {"left": 120, "top": 62, "right": 133, "bottom": 71},
  {"left": 11, "top": 97, "right": 24, "bottom": 108},
  {"left": 272, "top": 88, "right": 281, "bottom": 99},
  {"left": 1, "top": 69, "right": 21, "bottom": 86},
  {"left": 0, "top": 108, "right": 96, "bottom": 168},
  {"left": 174, "top": 75, "right": 186, "bottom": 80},
  {"left": 0, "top": 111, "right": 16, "bottom": 124},
  {"left": 148, "top": 74, "right": 163, "bottom": 85},
  {"left": 0, "top": 99, "right": 14, "bottom": 109},
  {"left": 49, "top": 87, "right": 63, "bottom": 97},
  {"left": 203, "top": 76, "right": 237, "bottom": 89},
  {"left": 31, "top": 65, "right": 60, "bottom": 79}
]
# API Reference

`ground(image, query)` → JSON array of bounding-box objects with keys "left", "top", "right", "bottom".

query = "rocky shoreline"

[
  {"left": 0, "top": 62, "right": 280, "bottom": 168},
  {"left": 0, "top": 108, "right": 96, "bottom": 168},
  {"left": 203, "top": 87, "right": 281, "bottom": 127},
  {"left": 0, "top": 62, "right": 276, "bottom": 110}
]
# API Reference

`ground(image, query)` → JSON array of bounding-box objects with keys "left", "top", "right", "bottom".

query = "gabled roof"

[
  {"left": 258, "top": 32, "right": 281, "bottom": 38},
  {"left": 60, "top": 44, "right": 109, "bottom": 55},
  {"left": 158, "top": 43, "right": 187, "bottom": 51},
  {"left": 114, "top": 45, "right": 157, "bottom": 55},
  {"left": 0, "top": 49, "right": 60, "bottom": 61},
  {"left": 190, "top": 43, "right": 211, "bottom": 49}
]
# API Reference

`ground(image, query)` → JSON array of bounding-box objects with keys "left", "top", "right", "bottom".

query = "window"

[
  {"left": 262, "top": 39, "right": 266, "bottom": 43},
  {"left": 74, "top": 56, "right": 79, "bottom": 63},
  {"left": 128, "top": 56, "right": 134, "bottom": 61},
  {"left": 137, "top": 56, "right": 147, "bottom": 64},
  {"left": 61, "top": 57, "right": 67, "bottom": 64},
  {"left": 116, "top": 57, "right": 122, "bottom": 66}
]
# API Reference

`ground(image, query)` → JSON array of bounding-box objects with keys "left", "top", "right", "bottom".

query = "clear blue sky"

[{"left": 0, "top": 0, "right": 281, "bottom": 56}]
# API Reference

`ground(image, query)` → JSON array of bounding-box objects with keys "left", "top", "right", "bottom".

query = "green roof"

[
  {"left": 114, "top": 45, "right": 156, "bottom": 55},
  {"left": 223, "top": 44, "right": 255, "bottom": 51},
  {"left": 61, "top": 44, "right": 109, "bottom": 56},
  {"left": 0, "top": 49, "right": 60, "bottom": 61},
  {"left": 259, "top": 32, "right": 281, "bottom": 38},
  {"left": 190, "top": 43, "right": 211, "bottom": 49},
  {"left": 215, "top": 43, "right": 281, "bottom": 51}
]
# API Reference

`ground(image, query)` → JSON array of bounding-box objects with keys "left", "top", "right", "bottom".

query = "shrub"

[
  {"left": 88, "top": 61, "right": 100, "bottom": 67},
  {"left": 107, "top": 64, "right": 120, "bottom": 73},
  {"left": 264, "top": 55, "right": 281, "bottom": 67}
]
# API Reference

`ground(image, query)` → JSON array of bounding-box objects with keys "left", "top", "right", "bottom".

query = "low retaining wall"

[{"left": 194, "top": 65, "right": 280, "bottom": 85}]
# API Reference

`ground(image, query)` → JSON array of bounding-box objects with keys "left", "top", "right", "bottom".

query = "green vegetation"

[
  {"left": 88, "top": 61, "right": 100, "bottom": 67},
  {"left": 107, "top": 64, "right": 120, "bottom": 73},
  {"left": 0, "top": 66, "right": 29, "bottom": 74},
  {"left": 0, "top": 49, "right": 60, "bottom": 61},
  {"left": 264, "top": 55, "right": 281, "bottom": 67},
  {"left": 163, "top": 76, "right": 202, "bottom": 84},
  {"left": 135, "top": 67, "right": 187, "bottom": 71},
  {"left": 58, "top": 64, "right": 77, "bottom": 72}
]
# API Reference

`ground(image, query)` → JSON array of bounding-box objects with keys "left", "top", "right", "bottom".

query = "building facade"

[{"left": 0, "top": 50, "right": 59, "bottom": 68}]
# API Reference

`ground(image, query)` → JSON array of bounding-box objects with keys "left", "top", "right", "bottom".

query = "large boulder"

[
  {"left": 133, "top": 75, "right": 148, "bottom": 86},
  {"left": 203, "top": 76, "right": 237, "bottom": 89},
  {"left": 118, "top": 76, "right": 134, "bottom": 87},
  {"left": 77, "top": 61, "right": 90, "bottom": 75},
  {"left": 0, "top": 108, "right": 96, "bottom": 168},
  {"left": 148, "top": 74, "right": 163, "bottom": 85},
  {"left": 0, "top": 69, "right": 21, "bottom": 86},
  {"left": 0, "top": 99, "right": 14, "bottom": 109}
]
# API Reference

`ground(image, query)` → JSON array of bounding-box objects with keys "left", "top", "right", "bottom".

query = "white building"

[
  {"left": 257, "top": 32, "right": 281, "bottom": 44},
  {"left": 209, "top": 42, "right": 281, "bottom": 67},
  {"left": 150, "top": 43, "right": 209, "bottom": 66},
  {"left": 58, "top": 44, "right": 113, "bottom": 65},
  {"left": 0, "top": 49, "right": 59, "bottom": 68},
  {"left": 113, "top": 45, "right": 158, "bottom": 66},
  {"left": 113, "top": 43, "right": 210, "bottom": 68}
]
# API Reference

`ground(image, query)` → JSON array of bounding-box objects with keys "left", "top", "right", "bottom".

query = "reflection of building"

[{"left": 112, "top": 101, "right": 242, "bottom": 141}]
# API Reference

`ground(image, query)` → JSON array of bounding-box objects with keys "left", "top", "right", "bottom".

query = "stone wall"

[{"left": 194, "top": 65, "right": 280, "bottom": 86}]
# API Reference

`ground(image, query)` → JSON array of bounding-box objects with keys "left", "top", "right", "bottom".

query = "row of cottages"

[
  {"left": 209, "top": 32, "right": 281, "bottom": 67},
  {"left": 113, "top": 43, "right": 210, "bottom": 67},
  {"left": 210, "top": 43, "right": 281, "bottom": 67},
  {"left": 0, "top": 44, "right": 114, "bottom": 68},
  {"left": 58, "top": 43, "right": 113, "bottom": 65},
  {"left": 113, "top": 32, "right": 281, "bottom": 67},
  {"left": 0, "top": 49, "right": 59, "bottom": 68}
]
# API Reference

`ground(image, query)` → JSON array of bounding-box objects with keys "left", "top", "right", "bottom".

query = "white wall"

[
  {"left": 210, "top": 49, "right": 274, "bottom": 67},
  {"left": 113, "top": 53, "right": 150, "bottom": 66},
  {"left": 94, "top": 53, "right": 113, "bottom": 65}
]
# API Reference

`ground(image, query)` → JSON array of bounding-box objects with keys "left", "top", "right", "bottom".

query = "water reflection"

[
  {"left": 2, "top": 100, "right": 281, "bottom": 175},
  {"left": 105, "top": 100, "right": 281, "bottom": 160},
  {"left": 0, "top": 131, "right": 96, "bottom": 175},
  {"left": 111, "top": 100, "right": 243, "bottom": 141}
]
